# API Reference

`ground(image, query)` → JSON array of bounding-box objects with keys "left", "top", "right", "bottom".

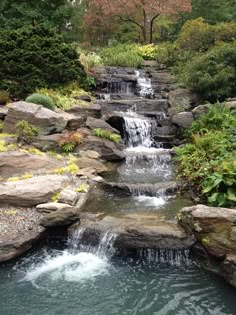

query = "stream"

[{"left": 0, "top": 67, "right": 236, "bottom": 315}]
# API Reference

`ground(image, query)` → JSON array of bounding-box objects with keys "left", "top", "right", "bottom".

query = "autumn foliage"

[{"left": 83, "top": 0, "right": 192, "bottom": 43}]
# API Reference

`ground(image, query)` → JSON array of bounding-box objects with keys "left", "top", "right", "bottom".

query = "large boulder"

[
  {"left": 77, "top": 136, "right": 125, "bottom": 161},
  {"left": 40, "top": 209, "right": 80, "bottom": 227},
  {"left": 168, "top": 89, "right": 199, "bottom": 116},
  {"left": 172, "top": 112, "right": 193, "bottom": 128},
  {"left": 3, "top": 102, "right": 67, "bottom": 135},
  {"left": 31, "top": 133, "right": 61, "bottom": 151},
  {"left": 86, "top": 117, "right": 119, "bottom": 134},
  {"left": 178, "top": 205, "right": 236, "bottom": 259},
  {"left": 0, "top": 152, "right": 61, "bottom": 178},
  {"left": 0, "top": 175, "right": 70, "bottom": 207}
]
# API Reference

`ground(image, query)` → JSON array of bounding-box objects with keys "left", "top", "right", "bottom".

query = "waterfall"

[
  {"left": 137, "top": 249, "right": 191, "bottom": 266},
  {"left": 136, "top": 71, "right": 154, "bottom": 98},
  {"left": 123, "top": 115, "right": 157, "bottom": 148}
]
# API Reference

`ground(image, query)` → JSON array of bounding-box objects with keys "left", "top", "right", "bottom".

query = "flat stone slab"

[
  {"left": 69, "top": 215, "right": 195, "bottom": 250},
  {"left": 0, "top": 175, "right": 70, "bottom": 207},
  {"left": 0, "top": 151, "right": 61, "bottom": 178}
]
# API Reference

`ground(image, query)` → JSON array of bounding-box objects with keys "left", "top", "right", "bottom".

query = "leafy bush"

[
  {"left": 176, "top": 18, "right": 215, "bottom": 52},
  {"left": 93, "top": 128, "right": 121, "bottom": 143},
  {"left": 0, "top": 24, "right": 87, "bottom": 98},
  {"left": 181, "top": 42, "right": 236, "bottom": 102},
  {"left": 135, "top": 44, "right": 158, "bottom": 60},
  {"left": 175, "top": 104, "right": 236, "bottom": 207},
  {"left": 0, "top": 90, "right": 10, "bottom": 105},
  {"left": 16, "top": 120, "right": 39, "bottom": 142},
  {"left": 100, "top": 45, "right": 143, "bottom": 68},
  {"left": 58, "top": 132, "right": 83, "bottom": 153},
  {"left": 25, "top": 93, "right": 55, "bottom": 110}
]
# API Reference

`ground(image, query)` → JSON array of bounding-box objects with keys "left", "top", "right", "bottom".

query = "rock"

[
  {"left": 78, "top": 95, "right": 91, "bottom": 102},
  {"left": 105, "top": 113, "right": 125, "bottom": 136},
  {"left": 36, "top": 202, "right": 74, "bottom": 213},
  {"left": 178, "top": 205, "right": 236, "bottom": 259},
  {"left": 0, "top": 231, "right": 45, "bottom": 263},
  {"left": 40, "top": 209, "right": 79, "bottom": 227},
  {"left": 77, "top": 167, "right": 96, "bottom": 177},
  {"left": 77, "top": 136, "right": 125, "bottom": 161},
  {"left": 66, "top": 104, "right": 101, "bottom": 119},
  {"left": 103, "top": 181, "right": 180, "bottom": 197},
  {"left": 58, "top": 188, "right": 79, "bottom": 206},
  {"left": 192, "top": 104, "right": 211, "bottom": 119},
  {"left": 0, "top": 152, "right": 61, "bottom": 178},
  {"left": 168, "top": 89, "right": 199, "bottom": 116},
  {"left": 0, "top": 175, "right": 70, "bottom": 207},
  {"left": 90, "top": 176, "right": 105, "bottom": 183},
  {"left": 221, "top": 255, "right": 236, "bottom": 288},
  {"left": 79, "top": 150, "right": 101, "bottom": 159},
  {"left": 3, "top": 101, "right": 67, "bottom": 135},
  {"left": 86, "top": 117, "right": 119, "bottom": 134},
  {"left": 225, "top": 99, "right": 236, "bottom": 111},
  {"left": 31, "top": 133, "right": 61, "bottom": 151},
  {"left": 172, "top": 112, "right": 193, "bottom": 128},
  {"left": 70, "top": 215, "right": 195, "bottom": 251},
  {"left": 63, "top": 112, "right": 85, "bottom": 130},
  {"left": 0, "top": 107, "right": 8, "bottom": 120},
  {"left": 76, "top": 157, "right": 109, "bottom": 174}
]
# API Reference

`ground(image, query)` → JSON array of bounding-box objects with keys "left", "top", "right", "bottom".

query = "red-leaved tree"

[{"left": 83, "top": 0, "right": 192, "bottom": 43}]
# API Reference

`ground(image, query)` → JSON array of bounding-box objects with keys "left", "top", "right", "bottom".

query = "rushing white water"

[
  {"left": 137, "top": 249, "right": 191, "bottom": 265},
  {"left": 136, "top": 71, "right": 154, "bottom": 98},
  {"left": 134, "top": 195, "right": 166, "bottom": 207},
  {"left": 22, "top": 229, "right": 117, "bottom": 284},
  {"left": 124, "top": 115, "right": 156, "bottom": 148},
  {"left": 22, "top": 251, "right": 109, "bottom": 283}
]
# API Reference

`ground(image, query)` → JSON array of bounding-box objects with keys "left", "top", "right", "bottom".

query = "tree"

[
  {"left": 0, "top": 25, "right": 87, "bottom": 97},
  {"left": 83, "top": 0, "right": 192, "bottom": 43},
  {"left": 0, "top": 0, "right": 74, "bottom": 33}
]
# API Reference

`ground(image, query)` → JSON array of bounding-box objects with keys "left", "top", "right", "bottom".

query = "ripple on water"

[{"left": 0, "top": 248, "right": 233, "bottom": 315}]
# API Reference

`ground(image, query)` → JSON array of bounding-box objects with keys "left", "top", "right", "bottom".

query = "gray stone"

[
  {"left": 3, "top": 101, "right": 67, "bottom": 135},
  {"left": 0, "top": 175, "right": 70, "bottom": 207},
  {"left": 86, "top": 117, "right": 119, "bottom": 134},
  {"left": 0, "top": 107, "right": 8, "bottom": 120},
  {"left": 69, "top": 215, "right": 195, "bottom": 251},
  {"left": 40, "top": 210, "right": 79, "bottom": 227},
  {"left": 77, "top": 136, "right": 125, "bottom": 161},
  {"left": 168, "top": 89, "right": 199, "bottom": 116},
  {"left": 66, "top": 104, "right": 101, "bottom": 118},
  {"left": 36, "top": 202, "right": 73, "bottom": 213},
  {"left": 192, "top": 104, "right": 211, "bottom": 119},
  {"left": 172, "top": 112, "right": 193, "bottom": 128},
  {"left": 76, "top": 156, "right": 108, "bottom": 174},
  {"left": 0, "top": 230, "right": 45, "bottom": 263},
  {"left": 58, "top": 188, "right": 79, "bottom": 206},
  {"left": 31, "top": 133, "right": 61, "bottom": 151}
]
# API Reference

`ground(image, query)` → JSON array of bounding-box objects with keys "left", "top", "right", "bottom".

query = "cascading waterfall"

[
  {"left": 136, "top": 70, "right": 154, "bottom": 98},
  {"left": 123, "top": 115, "right": 157, "bottom": 148},
  {"left": 137, "top": 249, "right": 191, "bottom": 265}
]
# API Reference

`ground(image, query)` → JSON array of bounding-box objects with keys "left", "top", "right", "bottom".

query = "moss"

[
  {"left": 201, "top": 236, "right": 210, "bottom": 246},
  {"left": 51, "top": 192, "right": 60, "bottom": 202},
  {"left": 75, "top": 183, "right": 89, "bottom": 193}
]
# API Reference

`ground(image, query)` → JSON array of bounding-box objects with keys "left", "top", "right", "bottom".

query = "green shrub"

[
  {"left": 181, "top": 42, "right": 236, "bottom": 102},
  {"left": 100, "top": 45, "right": 143, "bottom": 68},
  {"left": 80, "top": 52, "right": 103, "bottom": 72},
  {"left": 0, "top": 24, "right": 87, "bottom": 98},
  {"left": 57, "top": 131, "right": 83, "bottom": 153},
  {"left": 0, "top": 90, "right": 10, "bottom": 105},
  {"left": 26, "top": 93, "right": 55, "bottom": 110},
  {"left": 16, "top": 120, "right": 39, "bottom": 142},
  {"left": 93, "top": 128, "right": 121, "bottom": 143},
  {"left": 175, "top": 104, "right": 236, "bottom": 208},
  {"left": 176, "top": 18, "right": 215, "bottom": 52},
  {"left": 135, "top": 44, "right": 158, "bottom": 60}
]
